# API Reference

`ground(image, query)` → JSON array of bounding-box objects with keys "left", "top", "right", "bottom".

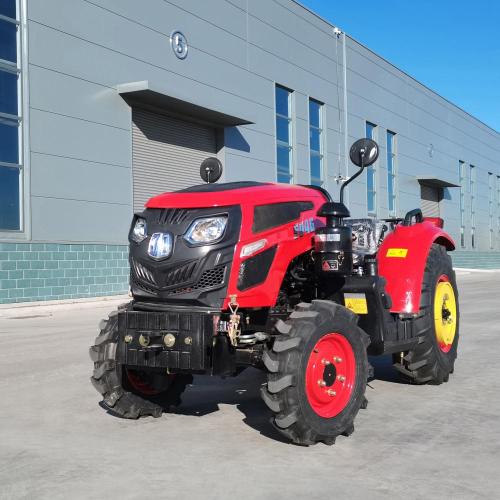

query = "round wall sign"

[{"left": 170, "top": 30, "right": 188, "bottom": 60}]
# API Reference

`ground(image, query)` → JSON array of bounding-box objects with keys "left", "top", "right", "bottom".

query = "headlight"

[
  {"left": 131, "top": 217, "right": 147, "bottom": 243},
  {"left": 184, "top": 216, "right": 227, "bottom": 244}
]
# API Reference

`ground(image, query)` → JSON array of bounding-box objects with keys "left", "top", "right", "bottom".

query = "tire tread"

[
  {"left": 394, "top": 244, "right": 459, "bottom": 384},
  {"left": 261, "top": 300, "right": 370, "bottom": 446}
]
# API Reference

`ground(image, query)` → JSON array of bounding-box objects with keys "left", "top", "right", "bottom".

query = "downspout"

[
  {"left": 342, "top": 32, "right": 349, "bottom": 205},
  {"left": 333, "top": 27, "right": 350, "bottom": 204}
]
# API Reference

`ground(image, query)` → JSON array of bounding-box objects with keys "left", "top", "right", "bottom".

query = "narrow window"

[
  {"left": 0, "top": 0, "right": 22, "bottom": 231},
  {"left": 365, "top": 122, "right": 377, "bottom": 215},
  {"left": 459, "top": 161, "right": 466, "bottom": 248},
  {"left": 386, "top": 131, "right": 396, "bottom": 216},
  {"left": 309, "top": 99, "right": 324, "bottom": 186},
  {"left": 489, "top": 173, "right": 494, "bottom": 249},
  {"left": 470, "top": 165, "right": 476, "bottom": 248},
  {"left": 275, "top": 85, "right": 293, "bottom": 183}
]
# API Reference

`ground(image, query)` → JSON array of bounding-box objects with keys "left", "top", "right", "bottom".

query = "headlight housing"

[
  {"left": 184, "top": 216, "right": 227, "bottom": 245},
  {"left": 131, "top": 217, "right": 147, "bottom": 243}
]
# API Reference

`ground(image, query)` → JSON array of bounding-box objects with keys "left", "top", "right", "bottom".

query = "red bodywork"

[
  {"left": 148, "top": 184, "right": 326, "bottom": 310},
  {"left": 377, "top": 222, "right": 455, "bottom": 313},
  {"left": 147, "top": 183, "right": 455, "bottom": 314}
]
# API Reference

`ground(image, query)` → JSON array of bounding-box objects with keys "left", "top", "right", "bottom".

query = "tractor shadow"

[
  {"left": 176, "top": 368, "right": 290, "bottom": 443},
  {"left": 368, "top": 354, "right": 409, "bottom": 384},
  {"left": 175, "top": 360, "right": 406, "bottom": 443}
]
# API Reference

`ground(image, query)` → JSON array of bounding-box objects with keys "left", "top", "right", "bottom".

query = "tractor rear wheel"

[
  {"left": 394, "top": 243, "right": 459, "bottom": 384},
  {"left": 89, "top": 305, "right": 192, "bottom": 418},
  {"left": 261, "top": 300, "right": 370, "bottom": 446}
]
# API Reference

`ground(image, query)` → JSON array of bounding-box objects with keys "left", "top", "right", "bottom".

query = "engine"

[{"left": 346, "top": 219, "right": 390, "bottom": 265}]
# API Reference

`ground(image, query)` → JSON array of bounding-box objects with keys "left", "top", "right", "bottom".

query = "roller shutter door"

[
  {"left": 420, "top": 185, "right": 441, "bottom": 217},
  {"left": 132, "top": 108, "right": 217, "bottom": 211}
]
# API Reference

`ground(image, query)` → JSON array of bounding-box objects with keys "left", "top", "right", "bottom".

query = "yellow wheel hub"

[{"left": 434, "top": 278, "right": 457, "bottom": 352}]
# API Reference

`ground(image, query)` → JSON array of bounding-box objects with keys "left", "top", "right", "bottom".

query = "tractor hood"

[
  {"left": 146, "top": 182, "right": 325, "bottom": 209},
  {"left": 131, "top": 182, "right": 328, "bottom": 310}
]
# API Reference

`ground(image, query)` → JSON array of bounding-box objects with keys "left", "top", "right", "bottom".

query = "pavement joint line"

[
  {"left": 0, "top": 294, "right": 129, "bottom": 310},
  {"left": 454, "top": 268, "right": 500, "bottom": 273},
  {"left": 0, "top": 294, "right": 129, "bottom": 318}
]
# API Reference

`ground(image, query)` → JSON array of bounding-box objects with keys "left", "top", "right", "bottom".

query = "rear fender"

[{"left": 377, "top": 222, "right": 455, "bottom": 314}]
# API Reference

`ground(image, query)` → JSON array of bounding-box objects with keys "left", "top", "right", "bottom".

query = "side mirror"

[
  {"left": 200, "top": 157, "right": 223, "bottom": 183},
  {"left": 339, "top": 138, "right": 380, "bottom": 204},
  {"left": 349, "top": 138, "right": 379, "bottom": 168}
]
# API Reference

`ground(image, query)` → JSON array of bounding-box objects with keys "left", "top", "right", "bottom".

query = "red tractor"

[{"left": 90, "top": 139, "right": 459, "bottom": 446}]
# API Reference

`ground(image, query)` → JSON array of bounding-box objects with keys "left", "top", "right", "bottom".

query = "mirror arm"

[{"left": 339, "top": 150, "right": 365, "bottom": 205}]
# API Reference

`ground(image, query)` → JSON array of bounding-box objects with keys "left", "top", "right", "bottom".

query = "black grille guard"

[{"left": 129, "top": 205, "right": 241, "bottom": 308}]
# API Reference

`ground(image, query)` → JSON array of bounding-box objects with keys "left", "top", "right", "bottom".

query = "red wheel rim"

[
  {"left": 126, "top": 369, "right": 175, "bottom": 396},
  {"left": 305, "top": 333, "right": 356, "bottom": 418}
]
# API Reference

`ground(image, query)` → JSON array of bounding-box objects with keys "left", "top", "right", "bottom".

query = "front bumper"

[{"left": 116, "top": 308, "right": 216, "bottom": 372}]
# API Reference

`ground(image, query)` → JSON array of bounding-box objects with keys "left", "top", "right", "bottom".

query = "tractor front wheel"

[
  {"left": 89, "top": 305, "right": 192, "bottom": 418},
  {"left": 394, "top": 244, "right": 459, "bottom": 384},
  {"left": 261, "top": 301, "right": 370, "bottom": 446}
]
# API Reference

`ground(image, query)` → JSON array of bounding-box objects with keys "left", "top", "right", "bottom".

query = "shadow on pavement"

[
  {"left": 99, "top": 361, "right": 405, "bottom": 444},
  {"left": 177, "top": 368, "right": 290, "bottom": 443},
  {"left": 369, "top": 354, "right": 407, "bottom": 384}
]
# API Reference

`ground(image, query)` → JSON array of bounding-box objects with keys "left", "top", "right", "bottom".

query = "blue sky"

[{"left": 300, "top": 0, "right": 500, "bottom": 132}]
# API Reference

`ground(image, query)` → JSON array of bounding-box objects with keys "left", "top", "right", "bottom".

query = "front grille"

[
  {"left": 133, "top": 266, "right": 226, "bottom": 296},
  {"left": 164, "top": 261, "right": 197, "bottom": 286},
  {"left": 131, "top": 259, "right": 225, "bottom": 296},
  {"left": 131, "top": 258, "right": 197, "bottom": 290},
  {"left": 131, "top": 259, "right": 156, "bottom": 285},
  {"left": 172, "top": 266, "right": 226, "bottom": 295},
  {"left": 151, "top": 208, "right": 190, "bottom": 225},
  {"left": 132, "top": 277, "right": 157, "bottom": 295},
  {"left": 197, "top": 266, "right": 226, "bottom": 289}
]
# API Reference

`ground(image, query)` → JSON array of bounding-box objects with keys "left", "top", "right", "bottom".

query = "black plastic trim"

[
  {"left": 177, "top": 181, "right": 270, "bottom": 193},
  {"left": 237, "top": 245, "right": 277, "bottom": 291},
  {"left": 252, "top": 201, "right": 314, "bottom": 233},
  {"left": 116, "top": 309, "right": 214, "bottom": 372},
  {"left": 129, "top": 205, "right": 241, "bottom": 308},
  {"left": 132, "top": 302, "right": 220, "bottom": 314},
  {"left": 299, "top": 184, "right": 332, "bottom": 202},
  {"left": 403, "top": 208, "right": 423, "bottom": 226}
]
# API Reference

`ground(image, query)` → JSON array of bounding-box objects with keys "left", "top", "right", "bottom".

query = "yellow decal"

[
  {"left": 344, "top": 293, "right": 368, "bottom": 315},
  {"left": 386, "top": 248, "right": 408, "bottom": 258}
]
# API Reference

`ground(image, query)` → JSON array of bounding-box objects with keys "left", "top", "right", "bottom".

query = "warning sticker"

[
  {"left": 322, "top": 260, "right": 339, "bottom": 271},
  {"left": 386, "top": 248, "right": 408, "bottom": 258},
  {"left": 344, "top": 293, "right": 368, "bottom": 314}
]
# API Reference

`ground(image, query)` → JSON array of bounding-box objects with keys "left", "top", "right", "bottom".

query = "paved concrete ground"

[{"left": 0, "top": 272, "right": 499, "bottom": 500}]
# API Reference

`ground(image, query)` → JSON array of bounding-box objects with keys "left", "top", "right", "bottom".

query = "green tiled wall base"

[
  {"left": 451, "top": 251, "right": 500, "bottom": 270},
  {"left": 0, "top": 243, "right": 129, "bottom": 304}
]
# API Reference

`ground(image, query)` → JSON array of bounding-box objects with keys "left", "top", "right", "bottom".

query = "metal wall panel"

[
  {"left": 30, "top": 153, "right": 131, "bottom": 205},
  {"left": 23, "top": 0, "right": 500, "bottom": 250},
  {"left": 30, "top": 108, "right": 131, "bottom": 168},
  {"left": 132, "top": 109, "right": 216, "bottom": 211},
  {"left": 31, "top": 197, "right": 131, "bottom": 243}
]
